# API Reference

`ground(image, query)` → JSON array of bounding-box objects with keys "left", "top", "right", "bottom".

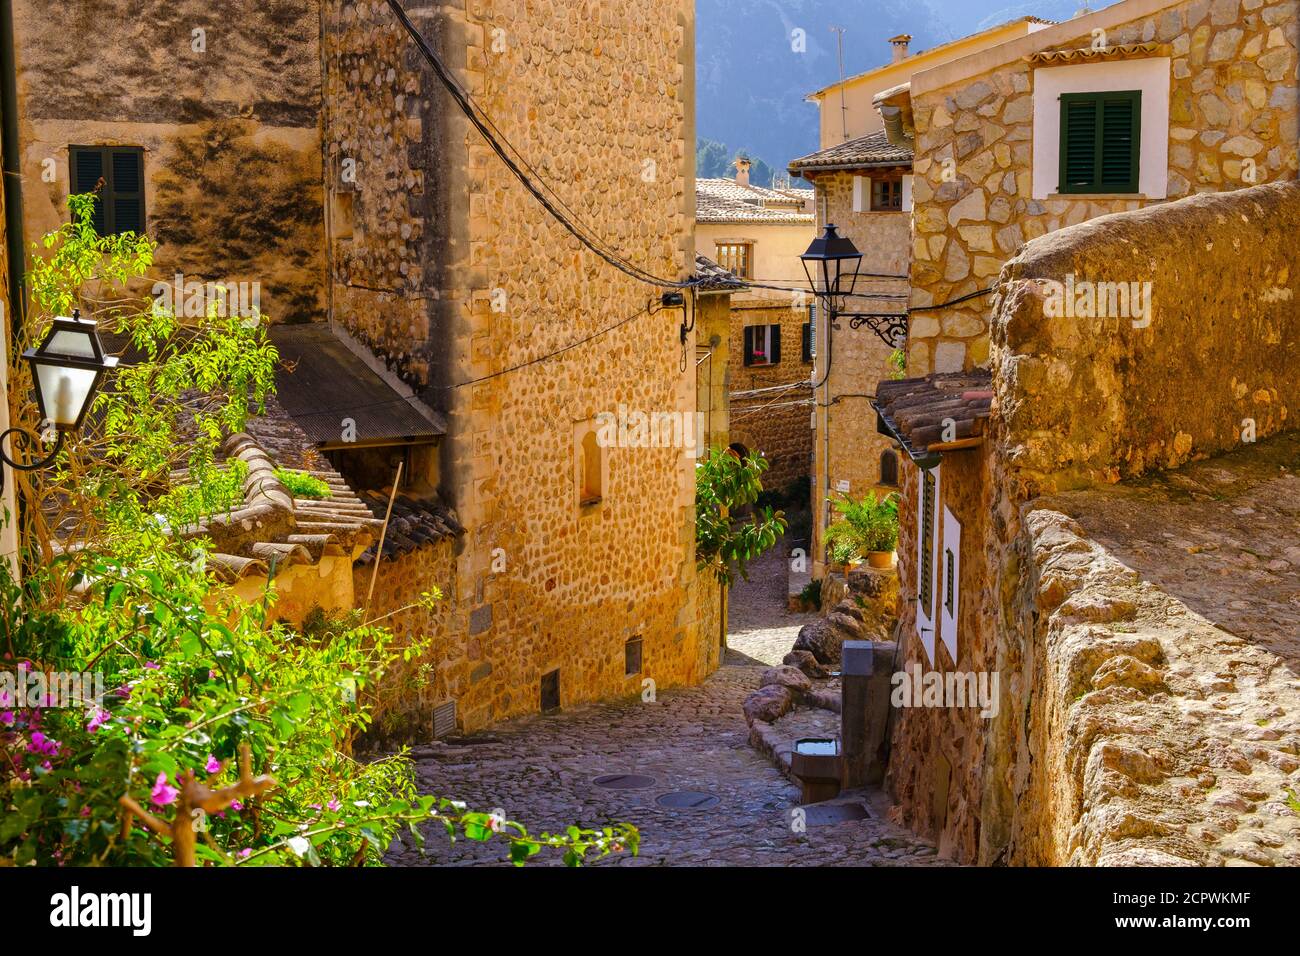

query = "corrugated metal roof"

[{"left": 269, "top": 324, "right": 445, "bottom": 447}]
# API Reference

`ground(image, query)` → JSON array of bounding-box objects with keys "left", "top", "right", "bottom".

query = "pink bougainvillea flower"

[
  {"left": 0, "top": 711, "right": 13, "bottom": 727},
  {"left": 230, "top": 800, "right": 243, "bottom": 811},
  {"left": 238, "top": 848, "right": 252, "bottom": 859},
  {"left": 144, "top": 661, "right": 160, "bottom": 670},
  {"left": 327, "top": 799, "right": 341, "bottom": 812},
  {"left": 80, "top": 806, "right": 91, "bottom": 817},
  {"left": 86, "top": 710, "right": 110, "bottom": 733},
  {"left": 28, "top": 732, "right": 60, "bottom": 757},
  {"left": 204, "top": 755, "right": 221, "bottom": 774},
  {"left": 150, "top": 772, "right": 178, "bottom": 807}
]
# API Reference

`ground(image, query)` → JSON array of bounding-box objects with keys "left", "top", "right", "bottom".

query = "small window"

[
  {"left": 715, "top": 242, "right": 752, "bottom": 278},
  {"left": 743, "top": 324, "right": 781, "bottom": 366},
  {"left": 1058, "top": 90, "right": 1141, "bottom": 194},
  {"left": 880, "top": 449, "right": 899, "bottom": 486},
  {"left": 69, "top": 146, "right": 145, "bottom": 236},
  {"left": 540, "top": 669, "right": 560, "bottom": 713},
  {"left": 871, "top": 177, "right": 902, "bottom": 211},
  {"left": 625, "top": 636, "right": 643, "bottom": 676},
  {"left": 580, "top": 429, "right": 602, "bottom": 505},
  {"left": 945, "top": 548, "right": 955, "bottom": 615}
]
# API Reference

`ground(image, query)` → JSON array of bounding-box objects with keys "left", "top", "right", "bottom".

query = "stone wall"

[
  {"left": 908, "top": 0, "right": 1299, "bottom": 374},
  {"left": 730, "top": 390, "right": 812, "bottom": 495},
  {"left": 325, "top": 0, "right": 707, "bottom": 732},
  {"left": 727, "top": 300, "right": 813, "bottom": 392},
  {"left": 727, "top": 300, "right": 813, "bottom": 494},
  {"left": 801, "top": 168, "right": 909, "bottom": 575},
  {"left": 12, "top": 0, "right": 328, "bottom": 322},
  {"left": 992, "top": 179, "right": 1300, "bottom": 496}
]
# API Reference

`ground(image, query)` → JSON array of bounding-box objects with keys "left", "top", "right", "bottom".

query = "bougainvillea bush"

[{"left": 0, "top": 196, "right": 636, "bottom": 867}]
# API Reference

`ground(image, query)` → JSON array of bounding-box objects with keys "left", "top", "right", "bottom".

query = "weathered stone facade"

[
  {"left": 10, "top": 0, "right": 328, "bottom": 323},
  {"left": 323, "top": 0, "right": 707, "bottom": 732},
  {"left": 888, "top": 179, "right": 1300, "bottom": 864},
  {"left": 726, "top": 300, "right": 813, "bottom": 494},
  {"left": 907, "top": 0, "right": 1299, "bottom": 374}
]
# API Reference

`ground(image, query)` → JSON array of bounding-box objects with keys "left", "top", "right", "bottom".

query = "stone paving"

[{"left": 387, "top": 543, "right": 945, "bottom": 867}]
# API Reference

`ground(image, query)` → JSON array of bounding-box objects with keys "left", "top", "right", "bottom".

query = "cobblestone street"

[{"left": 388, "top": 540, "right": 945, "bottom": 867}]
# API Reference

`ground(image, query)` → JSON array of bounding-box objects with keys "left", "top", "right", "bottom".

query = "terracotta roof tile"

[
  {"left": 696, "top": 178, "right": 815, "bottom": 224},
  {"left": 788, "top": 129, "right": 913, "bottom": 174},
  {"left": 872, "top": 370, "right": 993, "bottom": 461}
]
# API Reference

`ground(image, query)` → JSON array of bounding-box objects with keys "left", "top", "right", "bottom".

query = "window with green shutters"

[
  {"left": 69, "top": 146, "right": 145, "bottom": 236},
  {"left": 1057, "top": 90, "right": 1141, "bottom": 195}
]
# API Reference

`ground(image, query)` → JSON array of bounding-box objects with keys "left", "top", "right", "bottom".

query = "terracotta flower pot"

[{"left": 867, "top": 550, "right": 895, "bottom": 569}]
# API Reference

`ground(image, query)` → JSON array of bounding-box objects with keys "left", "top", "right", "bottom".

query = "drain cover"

[
  {"left": 593, "top": 773, "right": 657, "bottom": 790},
  {"left": 802, "top": 802, "right": 870, "bottom": 826},
  {"left": 655, "top": 791, "right": 721, "bottom": 810}
]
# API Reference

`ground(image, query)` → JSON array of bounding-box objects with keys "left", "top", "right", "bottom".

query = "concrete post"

[{"left": 842, "top": 640, "right": 899, "bottom": 787}]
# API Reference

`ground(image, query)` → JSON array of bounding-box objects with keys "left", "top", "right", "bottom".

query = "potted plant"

[
  {"left": 826, "top": 537, "right": 861, "bottom": 574},
  {"left": 825, "top": 491, "right": 899, "bottom": 570}
]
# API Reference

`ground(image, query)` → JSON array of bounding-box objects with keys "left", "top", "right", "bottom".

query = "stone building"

[
  {"left": 694, "top": 166, "right": 815, "bottom": 497},
  {"left": 5, "top": 0, "right": 715, "bottom": 735},
  {"left": 891, "top": 0, "right": 1299, "bottom": 374},
  {"left": 876, "top": 178, "right": 1300, "bottom": 866},
  {"left": 788, "top": 26, "right": 1043, "bottom": 577}
]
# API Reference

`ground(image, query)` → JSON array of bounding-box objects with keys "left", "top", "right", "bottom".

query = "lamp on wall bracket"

[
  {"left": 800, "top": 223, "right": 909, "bottom": 349},
  {"left": 0, "top": 309, "right": 117, "bottom": 495}
]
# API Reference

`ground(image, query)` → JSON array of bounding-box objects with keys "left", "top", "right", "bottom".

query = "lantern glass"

[
  {"left": 800, "top": 224, "right": 863, "bottom": 314},
  {"left": 34, "top": 361, "right": 100, "bottom": 430},
  {"left": 43, "top": 328, "right": 98, "bottom": 359}
]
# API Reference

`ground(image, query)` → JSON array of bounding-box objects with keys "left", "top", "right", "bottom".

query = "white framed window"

[
  {"left": 939, "top": 506, "right": 961, "bottom": 664},
  {"left": 1031, "top": 57, "right": 1171, "bottom": 200}
]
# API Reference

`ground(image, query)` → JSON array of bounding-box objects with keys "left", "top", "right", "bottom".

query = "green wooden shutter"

[
  {"left": 801, "top": 322, "right": 811, "bottom": 362},
  {"left": 110, "top": 149, "right": 144, "bottom": 234},
  {"left": 743, "top": 326, "right": 756, "bottom": 366},
  {"left": 1100, "top": 92, "right": 1141, "bottom": 192},
  {"left": 769, "top": 325, "right": 781, "bottom": 364},
  {"left": 70, "top": 147, "right": 107, "bottom": 235},
  {"left": 1058, "top": 91, "right": 1141, "bottom": 194}
]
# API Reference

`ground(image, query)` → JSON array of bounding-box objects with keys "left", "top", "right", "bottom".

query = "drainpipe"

[
  {"left": 0, "top": 0, "right": 25, "bottom": 571},
  {"left": 879, "top": 105, "right": 915, "bottom": 151}
]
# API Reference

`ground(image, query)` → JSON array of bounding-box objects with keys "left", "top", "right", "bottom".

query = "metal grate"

[
  {"left": 432, "top": 700, "right": 456, "bottom": 739},
  {"left": 919, "top": 469, "right": 936, "bottom": 620},
  {"left": 593, "top": 773, "right": 657, "bottom": 790},
  {"left": 655, "top": 791, "right": 720, "bottom": 810}
]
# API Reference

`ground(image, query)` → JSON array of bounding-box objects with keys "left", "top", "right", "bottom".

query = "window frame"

[
  {"left": 743, "top": 323, "right": 781, "bottom": 367},
  {"left": 1056, "top": 90, "right": 1141, "bottom": 195},
  {"left": 69, "top": 145, "right": 146, "bottom": 236},
  {"left": 714, "top": 241, "right": 753, "bottom": 279},
  {"left": 870, "top": 176, "right": 903, "bottom": 212}
]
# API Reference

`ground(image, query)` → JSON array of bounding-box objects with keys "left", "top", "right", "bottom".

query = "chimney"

[
  {"left": 734, "top": 157, "right": 752, "bottom": 188},
  {"left": 889, "top": 34, "right": 912, "bottom": 64}
]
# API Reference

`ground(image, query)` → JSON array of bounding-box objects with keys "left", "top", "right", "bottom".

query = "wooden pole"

[{"left": 365, "top": 460, "right": 403, "bottom": 612}]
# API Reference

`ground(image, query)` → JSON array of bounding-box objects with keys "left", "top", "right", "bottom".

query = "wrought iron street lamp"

[
  {"left": 799, "top": 223, "right": 909, "bottom": 350},
  {"left": 1, "top": 310, "right": 117, "bottom": 493}
]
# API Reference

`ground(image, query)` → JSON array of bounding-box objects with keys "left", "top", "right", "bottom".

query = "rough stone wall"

[
  {"left": 885, "top": 445, "right": 997, "bottom": 861},
  {"left": 353, "top": 539, "right": 459, "bottom": 739},
  {"left": 727, "top": 301, "right": 813, "bottom": 392},
  {"left": 803, "top": 168, "right": 909, "bottom": 575},
  {"left": 695, "top": 292, "right": 731, "bottom": 451},
  {"left": 727, "top": 300, "right": 813, "bottom": 494},
  {"left": 992, "top": 179, "right": 1300, "bottom": 495},
  {"left": 322, "top": 0, "right": 454, "bottom": 390},
  {"left": 12, "top": 0, "right": 327, "bottom": 322},
  {"left": 908, "top": 0, "right": 1299, "bottom": 374},
  {"left": 325, "top": 1, "right": 704, "bottom": 732},
  {"left": 730, "top": 394, "right": 811, "bottom": 495}
]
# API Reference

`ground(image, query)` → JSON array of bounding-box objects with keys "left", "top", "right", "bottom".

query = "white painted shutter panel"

[
  {"left": 940, "top": 506, "right": 961, "bottom": 664},
  {"left": 852, "top": 176, "right": 866, "bottom": 213},
  {"left": 901, "top": 174, "right": 914, "bottom": 212}
]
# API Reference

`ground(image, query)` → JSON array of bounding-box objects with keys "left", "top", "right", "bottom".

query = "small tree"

[{"left": 695, "top": 447, "right": 787, "bottom": 586}]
